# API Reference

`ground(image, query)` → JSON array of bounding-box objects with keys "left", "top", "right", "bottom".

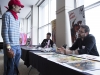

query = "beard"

[
  {"left": 78, "top": 34, "right": 85, "bottom": 39},
  {"left": 78, "top": 34, "right": 83, "bottom": 38},
  {"left": 17, "top": 9, "right": 21, "bottom": 13},
  {"left": 78, "top": 34, "right": 81, "bottom": 38},
  {"left": 17, "top": 10, "right": 20, "bottom": 13}
]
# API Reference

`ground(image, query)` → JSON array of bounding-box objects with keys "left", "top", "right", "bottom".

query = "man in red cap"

[{"left": 1, "top": 0, "right": 24, "bottom": 75}]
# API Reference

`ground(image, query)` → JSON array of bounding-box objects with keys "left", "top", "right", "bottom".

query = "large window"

[
  {"left": 76, "top": 0, "right": 100, "bottom": 7},
  {"left": 85, "top": 5, "right": 100, "bottom": 54},
  {"left": 39, "top": 25, "right": 48, "bottom": 43},
  {"left": 76, "top": 0, "right": 100, "bottom": 54},
  {"left": 50, "top": 0, "right": 56, "bottom": 21},
  {"left": 27, "top": 16, "right": 31, "bottom": 38},
  {"left": 39, "top": 0, "right": 56, "bottom": 43},
  {"left": 84, "top": 0, "right": 100, "bottom": 7}
]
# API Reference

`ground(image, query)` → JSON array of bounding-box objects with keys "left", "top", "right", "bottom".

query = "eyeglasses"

[{"left": 78, "top": 30, "right": 85, "bottom": 33}]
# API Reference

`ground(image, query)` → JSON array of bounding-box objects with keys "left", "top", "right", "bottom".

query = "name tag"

[{"left": 82, "top": 46, "right": 85, "bottom": 49}]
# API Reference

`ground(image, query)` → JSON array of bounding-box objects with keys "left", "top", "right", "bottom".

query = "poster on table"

[
  {"left": 51, "top": 19, "right": 56, "bottom": 43},
  {"left": 68, "top": 5, "right": 86, "bottom": 43},
  {"left": 26, "top": 38, "right": 32, "bottom": 46}
]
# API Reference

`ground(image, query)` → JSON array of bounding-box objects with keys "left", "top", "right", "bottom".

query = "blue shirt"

[{"left": 1, "top": 11, "right": 20, "bottom": 46}]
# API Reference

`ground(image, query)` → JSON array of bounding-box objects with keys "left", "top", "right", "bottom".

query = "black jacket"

[
  {"left": 70, "top": 34, "right": 99, "bottom": 56},
  {"left": 41, "top": 39, "right": 54, "bottom": 48}
]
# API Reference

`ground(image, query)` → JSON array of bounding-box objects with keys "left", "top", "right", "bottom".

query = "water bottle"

[{"left": 52, "top": 43, "right": 57, "bottom": 51}]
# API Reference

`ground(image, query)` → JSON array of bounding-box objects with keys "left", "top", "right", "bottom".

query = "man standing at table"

[
  {"left": 1, "top": 0, "right": 24, "bottom": 75},
  {"left": 57, "top": 25, "right": 99, "bottom": 56}
]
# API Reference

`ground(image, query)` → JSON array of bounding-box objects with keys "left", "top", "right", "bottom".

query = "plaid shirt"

[{"left": 1, "top": 11, "right": 20, "bottom": 46}]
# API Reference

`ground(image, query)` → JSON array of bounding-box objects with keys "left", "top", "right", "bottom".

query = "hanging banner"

[
  {"left": 20, "top": 33, "right": 27, "bottom": 45},
  {"left": 68, "top": 5, "right": 85, "bottom": 43},
  {"left": 51, "top": 19, "right": 56, "bottom": 43}
]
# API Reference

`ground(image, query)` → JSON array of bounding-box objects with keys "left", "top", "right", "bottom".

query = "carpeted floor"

[{"left": 0, "top": 52, "right": 39, "bottom": 75}]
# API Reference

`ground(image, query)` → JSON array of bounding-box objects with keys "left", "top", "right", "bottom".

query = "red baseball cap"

[{"left": 8, "top": 0, "right": 24, "bottom": 8}]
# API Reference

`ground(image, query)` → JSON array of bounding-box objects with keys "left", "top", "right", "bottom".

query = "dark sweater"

[
  {"left": 70, "top": 34, "right": 99, "bottom": 56},
  {"left": 41, "top": 39, "right": 54, "bottom": 48}
]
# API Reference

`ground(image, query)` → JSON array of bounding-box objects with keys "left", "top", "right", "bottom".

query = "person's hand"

[
  {"left": 65, "top": 49, "right": 72, "bottom": 54},
  {"left": 56, "top": 47, "right": 66, "bottom": 54},
  {"left": 56, "top": 48, "right": 61, "bottom": 53},
  {"left": 59, "top": 47, "right": 73, "bottom": 55},
  {"left": 7, "top": 49, "right": 14, "bottom": 58},
  {"left": 7, "top": 45, "right": 14, "bottom": 58},
  {"left": 19, "top": 38, "right": 22, "bottom": 44},
  {"left": 60, "top": 47, "right": 67, "bottom": 54}
]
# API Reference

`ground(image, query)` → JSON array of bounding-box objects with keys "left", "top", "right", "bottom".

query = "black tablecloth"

[
  {"left": 21, "top": 45, "right": 39, "bottom": 67},
  {"left": 28, "top": 51, "right": 92, "bottom": 75},
  {"left": 0, "top": 42, "right": 3, "bottom": 49},
  {"left": 21, "top": 48, "right": 30, "bottom": 67}
]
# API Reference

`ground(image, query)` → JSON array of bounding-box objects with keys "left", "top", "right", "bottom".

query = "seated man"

[
  {"left": 57, "top": 25, "right": 99, "bottom": 56},
  {"left": 41, "top": 32, "right": 54, "bottom": 48}
]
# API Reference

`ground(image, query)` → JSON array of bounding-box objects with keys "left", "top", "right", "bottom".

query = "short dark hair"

[
  {"left": 7, "top": 6, "right": 13, "bottom": 11},
  {"left": 80, "top": 25, "right": 90, "bottom": 33},
  {"left": 47, "top": 32, "right": 51, "bottom": 36}
]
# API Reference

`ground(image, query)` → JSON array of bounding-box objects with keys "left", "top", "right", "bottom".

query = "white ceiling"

[{"left": 0, "top": 0, "right": 40, "bottom": 18}]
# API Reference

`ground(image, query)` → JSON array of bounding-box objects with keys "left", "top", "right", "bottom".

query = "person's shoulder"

[
  {"left": 74, "top": 37, "right": 81, "bottom": 42},
  {"left": 76, "top": 37, "right": 81, "bottom": 40},
  {"left": 86, "top": 34, "right": 95, "bottom": 40},
  {"left": 88, "top": 34, "right": 95, "bottom": 38},
  {"left": 44, "top": 39, "right": 47, "bottom": 40},
  {"left": 3, "top": 12, "right": 11, "bottom": 15},
  {"left": 43, "top": 39, "right": 47, "bottom": 41},
  {"left": 50, "top": 39, "right": 53, "bottom": 42},
  {"left": 2, "top": 12, "right": 11, "bottom": 17}
]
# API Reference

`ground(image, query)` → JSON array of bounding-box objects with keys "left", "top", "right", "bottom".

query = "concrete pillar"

[
  {"left": 31, "top": 6, "right": 38, "bottom": 45},
  {"left": 23, "top": 19, "right": 27, "bottom": 34},
  {"left": 56, "top": 0, "right": 75, "bottom": 47},
  {"left": 19, "top": 18, "right": 27, "bottom": 34},
  {"left": 0, "top": 19, "right": 3, "bottom": 42}
]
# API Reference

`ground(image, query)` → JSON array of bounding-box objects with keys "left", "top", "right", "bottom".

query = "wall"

[
  {"left": 31, "top": 6, "right": 38, "bottom": 45},
  {"left": 0, "top": 19, "right": 3, "bottom": 42}
]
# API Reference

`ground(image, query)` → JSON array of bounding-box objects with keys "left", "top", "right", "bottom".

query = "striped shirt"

[{"left": 1, "top": 11, "right": 20, "bottom": 46}]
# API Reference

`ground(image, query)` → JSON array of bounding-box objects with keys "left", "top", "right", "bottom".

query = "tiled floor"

[{"left": 0, "top": 53, "right": 39, "bottom": 75}]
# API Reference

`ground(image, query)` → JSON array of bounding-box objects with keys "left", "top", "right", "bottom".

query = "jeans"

[{"left": 3, "top": 45, "right": 21, "bottom": 75}]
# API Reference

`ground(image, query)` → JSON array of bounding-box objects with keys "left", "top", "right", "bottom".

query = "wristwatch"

[{"left": 7, "top": 45, "right": 11, "bottom": 50}]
